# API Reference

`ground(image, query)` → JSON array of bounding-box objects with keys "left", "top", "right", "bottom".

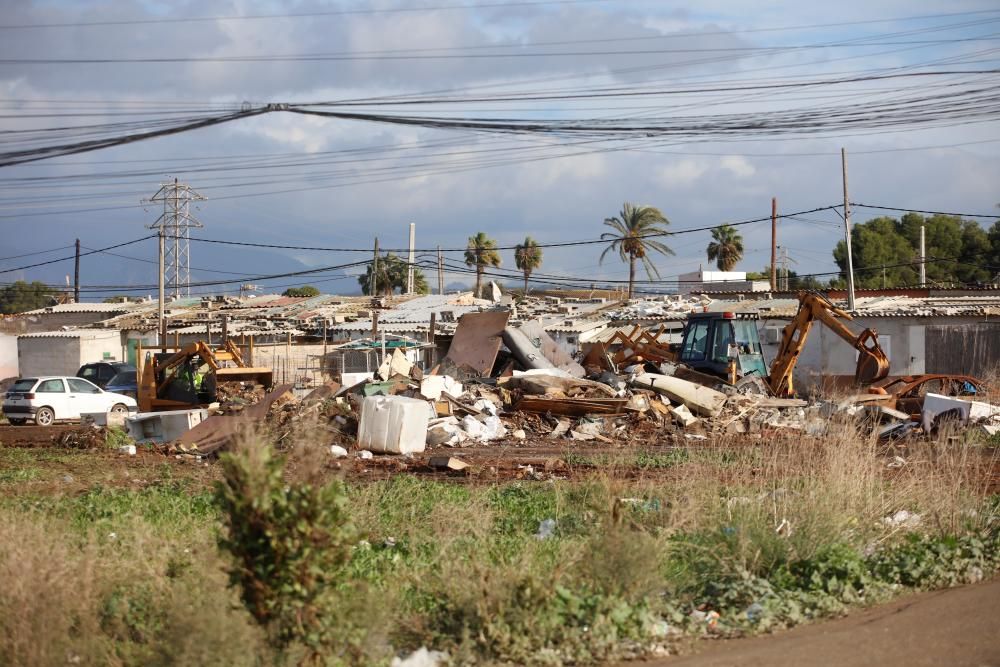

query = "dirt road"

[{"left": 638, "top": 579, "right": 1000, "bottom": 667}]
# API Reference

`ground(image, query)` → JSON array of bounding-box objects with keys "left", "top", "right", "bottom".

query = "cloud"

[{"left": 1, "top": 0, "right": 998, "bottom": 295}]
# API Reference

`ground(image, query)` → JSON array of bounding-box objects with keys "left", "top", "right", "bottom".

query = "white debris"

[
  {"left": 391, "top": 647, "right": 449, "bottom": 667},
  {"left": 883, "top": 509, "right": 922, "bottom": 529},
  {"left": 329, "top": 445, "right": 349, "bottom": 458}
]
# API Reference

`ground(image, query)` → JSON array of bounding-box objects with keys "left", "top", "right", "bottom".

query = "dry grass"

[{"left": 0, "top": 410, "right": 995, "bottom": 665}]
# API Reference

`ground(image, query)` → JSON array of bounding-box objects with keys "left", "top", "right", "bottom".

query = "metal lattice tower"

[{"left": 147, "top": 179, "right": 205, "bottom": 298}]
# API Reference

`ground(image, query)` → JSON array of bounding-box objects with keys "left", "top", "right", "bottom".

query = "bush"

[{"left": 215, "top": 440, "right": 378, "bottom": 664}]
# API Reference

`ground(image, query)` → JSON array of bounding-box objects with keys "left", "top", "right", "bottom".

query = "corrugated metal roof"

[
  {"left": 18, "top": 329, "right": 121, "bottom": 339},
  {"left": 542, "top": 319, "right": 608, "bottom": 334},
  {"left": 20, "top": 302, "right": 138, "bottom": 315},
  {"left": 378, "top": 292, "right": 491, "bottom": 323}
]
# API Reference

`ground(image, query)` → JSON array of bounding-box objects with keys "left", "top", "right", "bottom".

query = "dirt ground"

[
  {"left": 2, "top": 423, "right": 999, "bottom": 494},
  {"left": 632, "top": 578, "right": 1000, "bottom": 667}
]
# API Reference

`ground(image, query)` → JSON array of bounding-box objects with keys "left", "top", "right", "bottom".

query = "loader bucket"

[{"left": 215, "top": 366, "right": 274, "bottom": 388}]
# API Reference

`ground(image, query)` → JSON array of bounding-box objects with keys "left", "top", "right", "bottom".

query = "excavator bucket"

[{"left": 854, "top": 329, "right": 890, "bottom": 386}]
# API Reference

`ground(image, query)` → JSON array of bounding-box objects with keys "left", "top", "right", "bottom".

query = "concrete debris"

[
  {"left": 668, "top": 404, "right": 699, "bottom": 427},
  {"left": 428, "top": 455, "right": 469, "bottom": 471},
  {"left": 419, "top": 375, "right": 464, "bottom": 401},
  {"left": 630, "top": 373, "right": 727, "bottom": 417}
]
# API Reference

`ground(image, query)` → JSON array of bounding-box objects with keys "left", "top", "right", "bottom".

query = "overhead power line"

[
  {"left": 182, "top": 205, "right": 842, "bottom": 254},
  {"left": 0, "top": 0, "right": 611, "bottom": 29},
  {"left": 0, "top": 236, "right": 155, "bottom": 274},
  {"left": 850, "top": 203, "right": 1000, "bottom": 218}
]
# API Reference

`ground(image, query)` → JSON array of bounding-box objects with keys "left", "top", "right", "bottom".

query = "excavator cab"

[{"left": 678, "top": 312, "right": 767, "bottom": 384}]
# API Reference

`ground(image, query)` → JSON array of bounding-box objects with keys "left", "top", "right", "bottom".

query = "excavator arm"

[{"left": 768, "top": 292, "right": 890, "bottom": 397}]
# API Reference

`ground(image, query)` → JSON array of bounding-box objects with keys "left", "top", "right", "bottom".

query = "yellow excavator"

[
  {"left": 136, "top": 339, "right": 274, "bottom": 412},
  {"left": 626, "top": 291, "right": 890, "bottom": 398},
  {"left": 766, "top": 292, "right": 889, "bottom": 397}
]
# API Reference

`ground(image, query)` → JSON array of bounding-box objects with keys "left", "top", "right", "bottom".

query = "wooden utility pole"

[
  {"left": 769, "top": 198, "right": 777, "bottom": 291},
  {"left": 73, "top": 239, "right": 80, "bottom": 303},
  {"left": 841, "top": 148, "right": 857, "bottom": 310},
  {"left": 372, "top": 237, "right": 379, "bottom": 297},
  {"left": 437, "top": 245, "right": 444, "bottom": 294},
  {"left": 407, "top": 222, "right": 415, "bottom": 294}
]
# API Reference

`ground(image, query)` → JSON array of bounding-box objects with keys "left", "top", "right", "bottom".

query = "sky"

[{"left": 1, "top": 0, "right": 999, "bottom": 298}]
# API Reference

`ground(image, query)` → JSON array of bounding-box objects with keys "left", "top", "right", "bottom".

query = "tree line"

[{"left": 5, "top": 208, "right": 999, "bottom": 314}]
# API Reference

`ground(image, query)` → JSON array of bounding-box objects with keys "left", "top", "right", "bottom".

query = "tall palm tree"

[
  {"left": 514, "top": 236, "right": 543, "bottom": 295},
  {"left": 599, "top": 202, "right": 673, "bottom": 299},
  {"left": 465, "top": 232, "right": 501, "bottom": 297},
  {"left": 706, "top": 224, "right": 744, "bottom": 271}
]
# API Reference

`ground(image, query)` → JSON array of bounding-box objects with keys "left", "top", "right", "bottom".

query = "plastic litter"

[{"left": 535, "top": 518, "right": 556, "bottom": 540}]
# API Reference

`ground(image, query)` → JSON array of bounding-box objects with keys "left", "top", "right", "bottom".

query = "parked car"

[
  {"left": 77, "top": 361, "right": 136, "bottom": 389},
  {"left": 104, "top": 369, "right": 138, "bottom": 398},
  {"left": 3, "top": 376, "right": 137, "bottom": 426}
]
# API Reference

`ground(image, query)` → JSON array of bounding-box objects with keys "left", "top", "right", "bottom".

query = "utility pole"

[
  {"left": 770, "top": 197, "right": 777, "bottom": 291},
  {"left": 407, "top": 222, "right": 415, "bottom": 294},
  {"left": 372, "top": 237, "right": 379, "bottom": 298},
  {"left": 158, "top": 226, "right": 165, "bottom": 351},
  {"left": 919, "top": 224, "right": 927, "bottom": 286},
  {"left": 841, "top": 148, "right": 857, "bottom": 310},
  {"left": 73, "top": 238, "right": 80, "bottom": 303},
  {"left": 147, "top": 179, "right": 205, "bottom": 298},
  {"left": 437, "top": 246, "right": 444, "bottom": 295}
]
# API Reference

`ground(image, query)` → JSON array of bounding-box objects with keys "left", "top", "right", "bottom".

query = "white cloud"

[
  {"left": 658, "top": 159, "right": 710, "bottom": 188},
  {"left": 719, "top": 155, "right": 755, "bottom": 179}
]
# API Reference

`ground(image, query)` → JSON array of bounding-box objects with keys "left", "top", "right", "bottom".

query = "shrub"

[{"left": 215, "top": 440, "right": 373, "bottom": 663}]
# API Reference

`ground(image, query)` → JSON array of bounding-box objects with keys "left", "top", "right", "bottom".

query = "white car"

[{"left": 3, "top": 376, "right": 138, "bottom": 426}]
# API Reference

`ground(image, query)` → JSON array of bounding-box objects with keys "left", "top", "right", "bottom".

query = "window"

[
  {"left": 681, "top": 320, "right": 711, "bottom": 361},
  {"left": 79, "top": 365, "right": 100, "bottom": 382},
  {"left": 37, "top": 379, "right": 65, "bottom": 393},
  {"left": 98, "top": 366, "right": 116, "bottom": 383},
  {"left": 711, "top": 322, "right": 735, "bottom": 363},
  {"left": 733, "top": 320, "right": 761, "bottom": 354},
  {"left": 11, "top": 379, "right": 37, "bottom": 392},
  {"left": 68, "top": 378, "right": 101, "bottom": 394},
  {"left": 108, "top": 371, "right": 136, "bottom": 387}
]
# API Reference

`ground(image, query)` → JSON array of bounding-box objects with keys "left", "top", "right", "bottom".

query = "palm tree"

[
  {"left": 706, "top": 225, "right": 744, "bottom": 271},
  {"left": 514, "top": 236, "right": 543, "bottom": 295},
  {"left": 465, "top": 232, "right": 501, "bottom": 297},
  {"left": 599, "top": 202, "right": 673, "bottom": 299}
]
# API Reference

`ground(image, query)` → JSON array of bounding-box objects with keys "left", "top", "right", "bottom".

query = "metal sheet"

[
  {"left": 444, "top": 310, "right": 509, "bottom": 376},
  {"left": 517, "top": 320, "right": 585, "bottom": 377}
]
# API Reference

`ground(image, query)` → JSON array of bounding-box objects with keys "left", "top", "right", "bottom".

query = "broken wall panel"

[{"left": 443, "top": 310, "right": 510, "bottom": 376}]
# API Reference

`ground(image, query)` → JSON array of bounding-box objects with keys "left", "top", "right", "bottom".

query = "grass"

[{"left": 0, "top": 422, "right": 997, "bottom": 666}]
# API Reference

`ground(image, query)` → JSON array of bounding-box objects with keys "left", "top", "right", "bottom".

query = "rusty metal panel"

[
  {"left": 515, "top": 396, "right": 627, "bottom": 416},
  {"left": 444, "top": 310, "right": 509, "bottom": 376},
  {"left": 926, "top": 324, "right": 1000, "bottom": 376},
  {"left": 517, "top": 320, "right": 585, "bottom": 377}
]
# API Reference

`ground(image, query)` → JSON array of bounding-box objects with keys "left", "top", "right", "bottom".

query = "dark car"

[
  {"left": 77, "top": 362, "right": 136, "bottom": 389},
  {"left": 104, "top": 369, "right": 138, "bottom": 398}
]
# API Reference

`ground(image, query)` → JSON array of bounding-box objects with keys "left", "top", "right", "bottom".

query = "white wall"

[
  {"left": 0, "top": 333, "right": 18, "bottom": 380},
  {"left": 758, "top": 315, "right": 981, "bottom": 391},
  {"left": 17, "top": 332, "right": 121, "bottom": 377}
]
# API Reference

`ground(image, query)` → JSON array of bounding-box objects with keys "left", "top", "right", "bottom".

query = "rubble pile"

[
  {"left": 151, "top": 308, "right": 998, "bottom": 467},
  {"left": 605, "top": 294, "right": 713, "bottom": 320}
]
